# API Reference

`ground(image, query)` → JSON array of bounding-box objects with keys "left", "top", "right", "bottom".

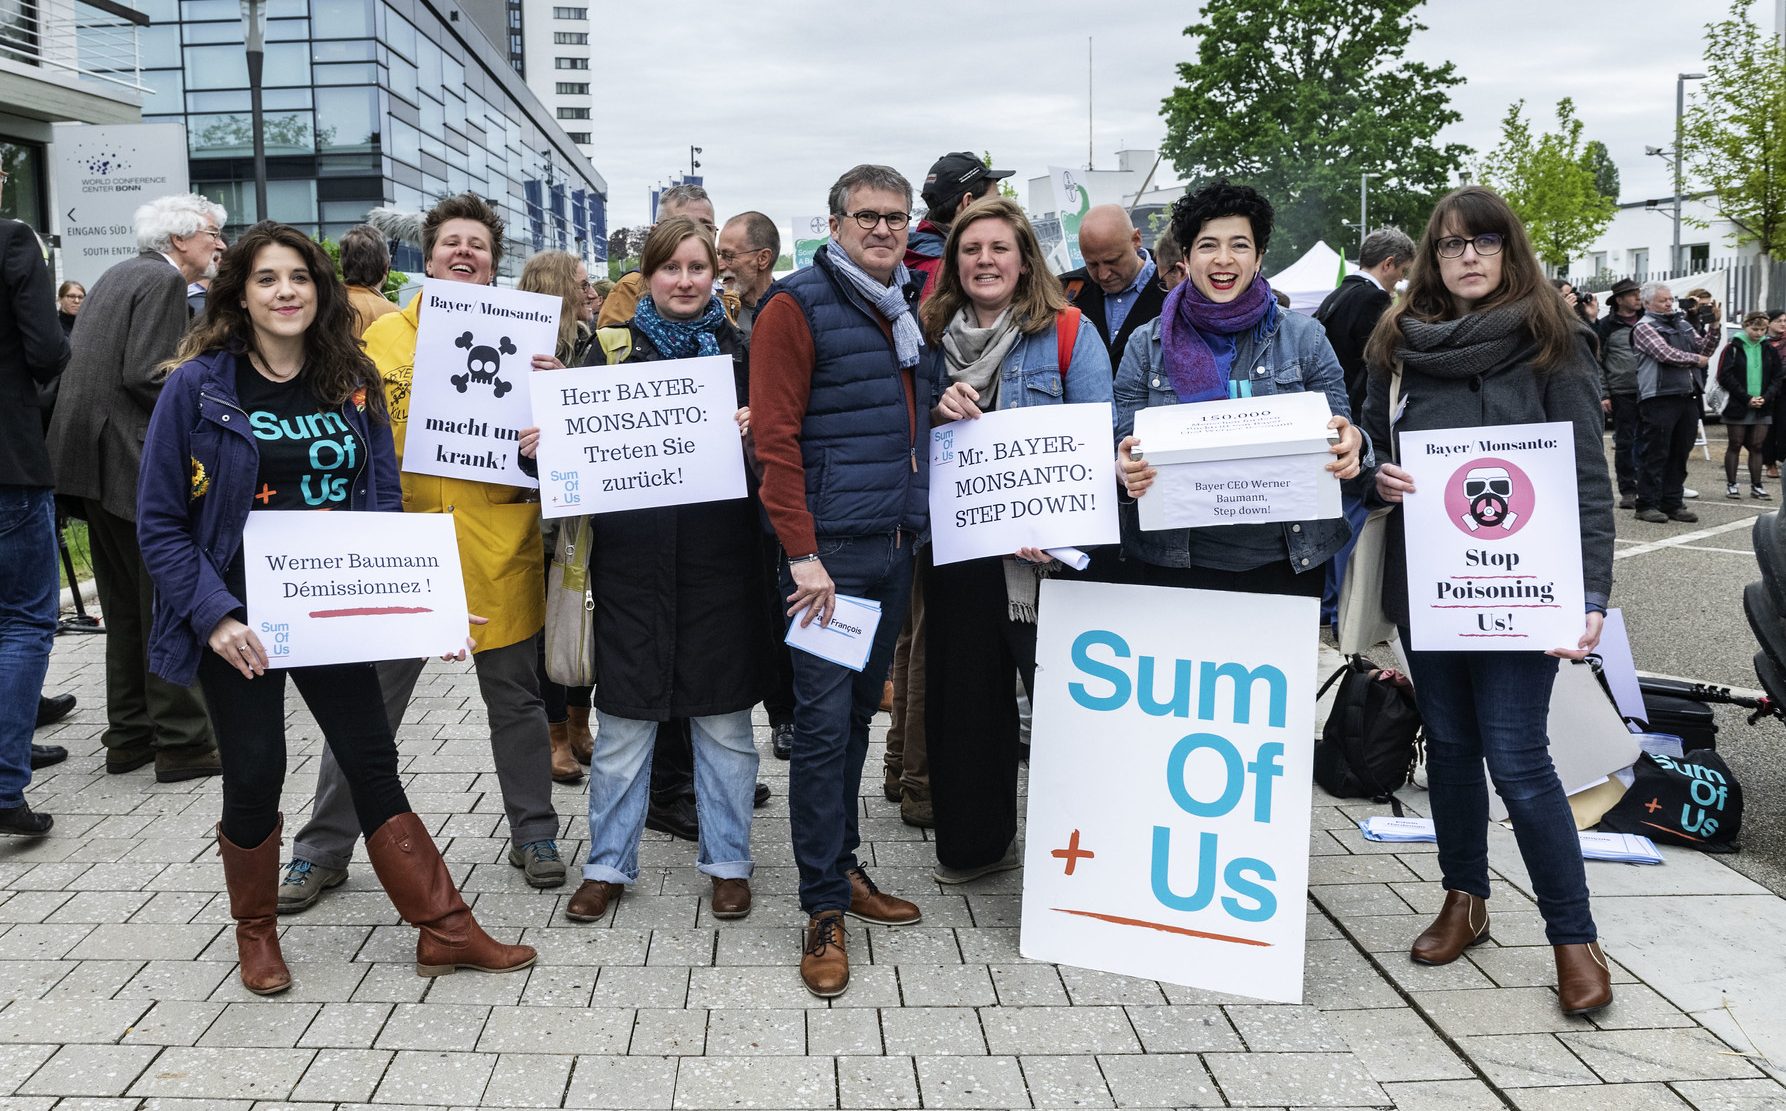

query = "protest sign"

[
  {"left": 928, "top": 403, "right": 1119, "bottom": 566},
  {"left": 1133, "top": 393, "right": 1342, "bottom": 531},
  {"left": 1049, "top": 166, "right": 1091, "bottom": 271},
  {"left": 529, "top": 355, "right": 747, "bottom": 518},
  {"left": 1022, "top": 579, "right": 1319, "bottom": 1003},
  {"left": 784, "top": 594, "right": 882, "bottom": 672},
  {"left": 401, "top": 279, "right": 559, "bottom": 488},
  {"left": 242, "top": 511, "right": 470, "bottom": 669},
  {"left": 1400, "top": 421, "right": 1585, "bottom": 651},
  {"left": 793, "top": 216, "right": 830, "bottom": 268}
]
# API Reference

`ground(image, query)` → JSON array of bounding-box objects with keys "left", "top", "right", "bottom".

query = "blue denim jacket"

[
  {"left": 137, "top": 348, "right": 401, "bottom": 686},
  {"left": 1113, "top": 309, "right": 1366, "bottom": 573},
  {"left": 925, "top": 311, "right": 1115, "bottom": 412}
]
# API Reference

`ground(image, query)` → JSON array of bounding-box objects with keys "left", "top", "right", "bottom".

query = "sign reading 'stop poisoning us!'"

[{"left": 1398, "top": 421, "right": 1585, "bottom": 652}]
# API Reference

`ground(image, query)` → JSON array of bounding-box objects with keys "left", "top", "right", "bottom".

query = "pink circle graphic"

[{"left": 1442, "top": 456, "right": 1535, "bottom": 540}]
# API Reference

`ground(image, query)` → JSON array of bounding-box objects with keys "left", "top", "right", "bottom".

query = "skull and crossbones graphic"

[{"left": 451, "top": 331, "right": 517, "bottom": 398}]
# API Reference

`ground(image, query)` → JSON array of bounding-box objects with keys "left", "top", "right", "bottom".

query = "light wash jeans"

[{"left": 583, "top": 708, "right": 758, "bottom": 884}]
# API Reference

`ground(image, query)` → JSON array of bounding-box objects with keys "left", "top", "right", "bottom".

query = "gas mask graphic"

[{"left": 1459, "top": 466, "right": 1518, "bottom": 532}]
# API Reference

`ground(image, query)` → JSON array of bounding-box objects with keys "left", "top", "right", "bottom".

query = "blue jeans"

[
  {"left": 781, "top": 532, "right": 915, "bottom": 913},
  {"left": 0, "top": 486, "right": 57, "bottom": 808},
  {"left": 583, "top": 708, "right": 758, "bottom": 884},
  {"left": 1402, "top": 647, "right": 1596, "bottom": 945},
  {"left": 1322, "top": 493, "right": 1371, "bottom": 625}
]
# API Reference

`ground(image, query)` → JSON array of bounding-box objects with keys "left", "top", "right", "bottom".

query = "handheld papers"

[
  {"left": 529, "top": 355, "right": 747, "bottom": 518},
  {"left": 402, "top": 279, "right": 559, "bottom": 488},
  {"left": 784, "top": 594, "right": 882, "bottom": 672},
  {"left": 928, "top": 403, "right": 1119, "bottom": 566},
  {"left": 1132, "top": 392, "right": 1342, "bottom": 531},
  {"left": 1400, "top": 422, "right": 1585, "bottom": 651},
  {"left": 242, "top": 511, "right": 470, "bottom": 669}
]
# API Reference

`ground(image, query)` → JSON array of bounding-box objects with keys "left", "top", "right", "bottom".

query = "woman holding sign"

[
  {"left": 138, "top": 222, "right": 535, "bottom": 996},
  {"left": 1358, "top": 186, "right": 1616, "bottom": 1016},
  {"left": 1114, "top": 181, "right": 1364, "bottom": 594},
  {"left": 520, "top": 216, "right": 767, "bottom": 923},
  {"left": 921, "top": 197, "right": 1113, "bottom": 883}
]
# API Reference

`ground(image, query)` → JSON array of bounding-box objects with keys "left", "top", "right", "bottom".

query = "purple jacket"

[{"left": 137, "top": 348, "right": 400, "bottom": 685}]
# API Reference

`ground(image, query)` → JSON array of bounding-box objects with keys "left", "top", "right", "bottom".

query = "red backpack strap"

[{"left": 1057, "top": 306, "right": 1082, "bottom": 380}]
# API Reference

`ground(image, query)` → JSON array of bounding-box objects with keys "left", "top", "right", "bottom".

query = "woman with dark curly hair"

[{"left": 137, "top": 221, "right": 534, "bottom": 997}]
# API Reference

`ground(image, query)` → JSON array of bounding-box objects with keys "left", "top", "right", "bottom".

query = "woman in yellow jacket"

[{"left": 280, "top": 194, "right": 567, "bottom": 908}]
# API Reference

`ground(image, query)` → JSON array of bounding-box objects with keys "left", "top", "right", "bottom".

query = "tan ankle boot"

[
  {"left": 365, "top": 813, "right": 537, "bottom": 977},
  {"left": 1555, "top": 941, "right": 1613, "bottom": 1015},
  {"left": 548, "top": 720, "right": 584, "bottom": 783},
  {"left": 1410, "top": 890, "right": 1490, "bottom": 965},
  {"left": 217, "top": 817, "right": 292, "bottom": 996},
  {"left": 565, "top": 705, "right": 594, "bottom": 765}
]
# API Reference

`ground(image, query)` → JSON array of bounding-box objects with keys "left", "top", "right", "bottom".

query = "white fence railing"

[{"left": 0, "top": 0, "right": 147, "bottom": 96}]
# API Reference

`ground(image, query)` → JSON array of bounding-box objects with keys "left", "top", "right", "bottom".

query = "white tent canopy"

[{"left": 1267, "top": 240, "right": 1345, "bottom": 314}]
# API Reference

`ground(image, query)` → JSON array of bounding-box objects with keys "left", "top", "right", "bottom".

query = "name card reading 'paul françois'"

[{"left": 1133, "top": 392, "right": 1341, "bottom": 531}]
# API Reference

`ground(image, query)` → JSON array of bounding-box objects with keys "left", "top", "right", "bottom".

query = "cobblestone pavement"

[{"left": 5, "top": 631, "right": 1785, "bottom": 1109}]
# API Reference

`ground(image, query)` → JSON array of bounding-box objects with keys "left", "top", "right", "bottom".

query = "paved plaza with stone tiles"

[{"left": 5, "top": 631, "right": 1786, "bottom": 1110}]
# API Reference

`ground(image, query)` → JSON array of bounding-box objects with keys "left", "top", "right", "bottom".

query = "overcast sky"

[{"left": 591, "top": 1, "right": 1773, "bottom": 248}]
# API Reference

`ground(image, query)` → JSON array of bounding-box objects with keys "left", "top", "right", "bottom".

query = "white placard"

[
  {"left": 401, "top": 279, "right": 559, "bottom": 487},
  {"left": 928, "top": 403, "right": 1119, "bottom": 566},
  {"left": 784, "top": 594, "right": 882, "bottom": 672},
  {"left": 1133, "top": 393, "right": 1341, "bottom": 530},
  {"left": 243, "top": 511, "right": 471, "bottom": 669},
  {"left": 1022, "top": 579, "right": 1318, "bottom": 1004},
  {"left": 1400, "top": 422, "right": 1586, "bottom": 651},
  {"left": 52, "top": 123, "right": 191, "bottom": 288},
  {"left": 529, "top": 355, "right": 747, "bottom": 518}
]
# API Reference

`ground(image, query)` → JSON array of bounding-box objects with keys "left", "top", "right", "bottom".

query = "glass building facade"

[{"left": 132, "top": 0, "right": 606, "bottom": 277}]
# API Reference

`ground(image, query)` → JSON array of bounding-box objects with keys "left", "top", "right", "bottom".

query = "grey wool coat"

[{"left": 47, "top": 252, "right": 193, "bottom": 521}]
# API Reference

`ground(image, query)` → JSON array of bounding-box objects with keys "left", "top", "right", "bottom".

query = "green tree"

[
  {"left": 1581, "top": 139, "right": 1620, "bottom": 201},
  {"left": 1474, "top": 98, "right": 1615, "bottom": 272},
  {"left": 1681, "top": 0, "right": 1786, "bottom": 309},
  {"left": 1159, "top": 0, "right": 1469, "bottom": 265}
]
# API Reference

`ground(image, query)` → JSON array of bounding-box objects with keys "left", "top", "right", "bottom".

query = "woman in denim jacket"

[
  {"left": 1116, "top": 182, "right": 1364, "bottom": 594},
  {"left": 918, "top": 197, "right": 1112, "bottom": 883}
]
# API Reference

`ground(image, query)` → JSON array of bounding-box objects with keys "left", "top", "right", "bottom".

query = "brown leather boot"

[
  {"left": 1555, "top": 941, "right": 1613, "bottom": 1016},
  {"left": 548, "top": 721, "right": 585, "bottom": 783},
  {"left": 1410, "top": 890, "right": 1490, "bottom": 965},
  {"left": 801, "top": 910, "right": 849, "bottom": 997},
  {"left": 216, "top": 817, "right": 292, "bottom": 996},
  {"left": 565, "top": 706, "right": 594, "bottom": 765},
  {"left": 365, "top": 813, "right": 536, "bottom": 977}
]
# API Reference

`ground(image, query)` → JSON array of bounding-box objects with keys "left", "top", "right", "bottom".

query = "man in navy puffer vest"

[{"left": 750, "top": 164, "right": 934, "bottom": 998}]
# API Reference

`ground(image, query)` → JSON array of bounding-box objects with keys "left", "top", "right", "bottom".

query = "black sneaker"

[
  {"left": 1755, "top": 485, "right": 1771, "bottom": 500},
  {"left": 1668, "top": 507, "right": 1699, "bottom": 523},
  {"left": 1618, "top": 493, "right": 1636, "bottom": 509},
  {"left": 1636, "top": 508, "right": 1669, "bottom": 523},
  {"left": 771, "top": 722, "right": 794, "bottom": 761},
  {"left": 0, "top": 804, "right": 52, "bottom": 837},
  {"left": 754, "top": 781, "right": 771, "bottom": 809},
  {"left": 29, "top": 744, "right": 67, "bottom": 770},
  {"left": 645, "top": 793, "right": 699, "bottom": 841}
]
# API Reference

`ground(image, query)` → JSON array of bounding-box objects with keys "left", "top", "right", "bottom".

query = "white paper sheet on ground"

[
  {"left": 1359, "top": 816, "right": 1437, "bottom": 843},
  {"left": 784, "top": 594, "right": 882, "bottom": 672},
  {"left": 1488, "top": 659, "right": 1642, "bottom": 822},
  {"left": 1579, "top": 832, "right": 1664, "bottom": 864}
]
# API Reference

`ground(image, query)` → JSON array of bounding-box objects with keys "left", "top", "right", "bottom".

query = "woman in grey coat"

[{"left": 1356, "top": 186, "right": 1616, "bottom": 1018}]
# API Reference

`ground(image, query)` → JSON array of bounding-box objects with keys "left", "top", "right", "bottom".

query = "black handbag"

[
  {"left": 1314, "top": 656, "right": 1424, "bottom": 813},
  {"left": 1599, "top": 750, "right": 1743, "bottom": 853}
]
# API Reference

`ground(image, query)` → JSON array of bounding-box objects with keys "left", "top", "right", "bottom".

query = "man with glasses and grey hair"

[
  {"left": 717, "top": 210, "right": 779, "bottom": 342},
  {"left": 596, "top": 182, "right": 720, "bottom": 328},
  {"left": 750, "top": 164, "right": 933, "bottom": 998},
  {"left": 46, "top": 193, "right": 227, "bottom": 783},
  {"left": 1631, "top": 280, "right": 1717, "bottom": 524}
]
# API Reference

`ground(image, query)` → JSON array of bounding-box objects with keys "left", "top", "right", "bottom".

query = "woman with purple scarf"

[{"left": 1114, "top": 181, "right": 1363, "bottom": 594}]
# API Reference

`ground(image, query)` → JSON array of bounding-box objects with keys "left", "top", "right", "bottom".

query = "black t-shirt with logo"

[{"left": 235, "top": 354, "right": 362, "bottom": 511}]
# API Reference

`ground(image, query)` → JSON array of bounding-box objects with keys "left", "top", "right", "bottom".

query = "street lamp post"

[
  {"left": 690, "top": 146, "right": 701, "bottom": 179},
  {"left": 1359, "top": 171, "right": 1379, "bottom": 249},
  {"left": 240, "top": 0, "right": 268, "bottom": 222},
  {"left": 1674, "top": 71, "right": 1706, "bottom": 274}
]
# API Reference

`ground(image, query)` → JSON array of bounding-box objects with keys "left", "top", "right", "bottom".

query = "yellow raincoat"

[{"left": 364, "top": 293, "right": 543, "bottom": 654}]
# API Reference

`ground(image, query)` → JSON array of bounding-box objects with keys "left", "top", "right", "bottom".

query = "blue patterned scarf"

[{"left": 632, "top": 291, "right": 727, "bottom": 359}]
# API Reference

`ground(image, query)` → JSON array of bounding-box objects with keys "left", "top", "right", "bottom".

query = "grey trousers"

[{"left": 290, "top": 636, "right": 561, "bottom": 870}]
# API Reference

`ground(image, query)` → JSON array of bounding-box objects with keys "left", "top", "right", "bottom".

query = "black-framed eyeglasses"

[
  {"left": 717, "top": 247, "right": 766, "bottom": 263},
  {"left": 1435, "top": 233, "right": 1503, "bottom": 259},
  {"left": 845, "top": 210, "right": 910, "bottom": 232}
]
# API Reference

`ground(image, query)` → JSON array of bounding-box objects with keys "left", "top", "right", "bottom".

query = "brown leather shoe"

[
  {"left": 565, "top": 879, "right": 624, "bottom": 922},
  {"left": 1410, "top": 890, "right": 1491, "bottom": 965},
  {"left": 710, "top": 877, "right": 751, "bottom": 920},
  {"left": 846, "top": 866, "right": 921, "bottom": 925},
  {"left": 899, "top": 794, "right": 934, "bottom": 829},
  {"left": 548, "top": 721, "right": 585, "bottom": 784},
  {"left": 216, "top": 816, "right": 292, "bottom": 996},
  {"left": 365, "top": 813, "right": 536, "bottom": 976},
  {"left": 155, "top": 744, "right": 223, "bottom": 783},
  {"left": 801, "top": 910, "right": 849, "bottom": 997},
  {"left": 1555, "top": 941, "right": 1613, "bottom": 1016},
  {"left": 565, "top": 706, "right": 594, "bottom": 765},
  {"left": 879, "top": 680, "right": 894, "bottom": 714}
]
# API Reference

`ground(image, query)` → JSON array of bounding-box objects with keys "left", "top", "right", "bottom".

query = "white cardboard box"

[{"left": 1132, "top": 392, "right": 1342, "bottom": 530}]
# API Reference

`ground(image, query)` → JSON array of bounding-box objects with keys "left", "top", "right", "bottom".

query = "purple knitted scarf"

[{"left": 1159, "top": 273, "right": 1276, "bottom": 402}]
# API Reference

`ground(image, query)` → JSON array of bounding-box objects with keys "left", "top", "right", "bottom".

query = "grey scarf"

[
  {"left": 1395, "top": 301, "right": 1531, "bottom": 379},
  {"left": 825, "top": 239, "right": 922, "bottom": 367},
  {"left": 941, "top": 306, "right": 1022, "bottom": 413}
]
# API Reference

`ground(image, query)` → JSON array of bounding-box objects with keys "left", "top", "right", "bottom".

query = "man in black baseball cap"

[{"left": 905, "top": 152, "right": 1014, "bottom": 296}]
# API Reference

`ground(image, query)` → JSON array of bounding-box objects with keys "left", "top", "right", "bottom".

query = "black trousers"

[
  {"left": 1138, "top": 558, "right": 1327, "bottom": 597},
  {"left": 1609, "top": 393, "right": 1640, "bottom": 496},
  {"left": 1636, "top": 395, "right": 1700, "bottom": 512},
  {"left": 925, "top": 555, "right": 1038, "bottom": 871},
  {"left": 196, "top": 654, "right": 409, "bottom": 848},
  {"left": 759, "top": 533, "right": 797, "bottom": 727},
  {"left": 651, "top": 717, "right": 694, "bottom": 802}
]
